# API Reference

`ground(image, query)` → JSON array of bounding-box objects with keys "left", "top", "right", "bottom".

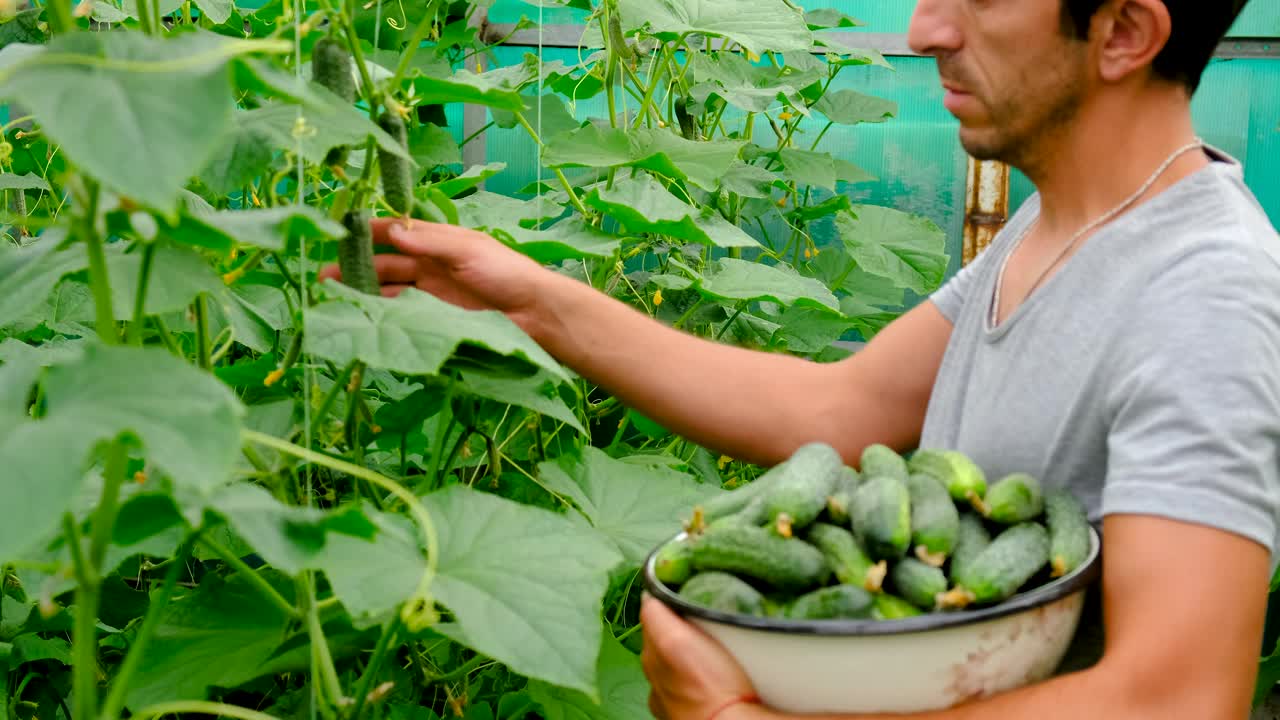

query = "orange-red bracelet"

[{"left": 707, "top": 693, "right": 762, "bottom": 720}]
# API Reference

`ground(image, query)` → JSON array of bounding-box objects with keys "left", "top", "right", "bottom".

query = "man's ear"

[{"left": 1095, "top": 0, "right": 1173, "bottom": 84}]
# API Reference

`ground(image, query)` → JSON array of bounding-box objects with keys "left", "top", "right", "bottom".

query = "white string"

[{"left": 535, "top": 0, "right": 543, "bottom": 221}]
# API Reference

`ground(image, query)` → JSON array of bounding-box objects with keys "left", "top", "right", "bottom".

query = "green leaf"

[
  {"left": 804, "top": 8, "right": 863, "bottom": 29},
  {"left": 0, "top": 9, "right": 44, "bottom": 49},
  {"left": 192, "top": 0, "right": 235, "bottom": 25},
  {"left": 696, "top": 211, "right": 763, "bottom": 249},
  {"left": 433, "top": 162, "right": 507, "bottom": 198},
  {"left": 779, "top": 148, "right": 875, "bottom": 190},
  {"left": 0, "top": 31, "right": 269, "bottom": 215},
  {"left": 788, "top": 194, "right": 852, "bottom": 223},
  {"left": 772, "top": 304, "right": 856, "bottom": 353},
  {"left": 319, "top": 487, "right": 623, "bottom": 697},
  {"left": 173, "top": 205, "right": 347, "bottom": 254},
  {"left": 410, "top": 123, "right": 463, "bottom": 170},
  {"left": 455, "top": 191, "right": 563, "bottom": 231},
  {"left": 241, "top": 86, "right": 412, "bottom": 168},
  {"left": 0, "top": 234, "right": 88, "bottom": 331},
  {"left": 807, "top": 248, "right": 907, "bottom": 307},
  {"left": 528, "top": 631, "right": 653, "bottom": 720},
  {"left": 494, "top": 218, "right": 622, "bottom": 264},
  {"left": 814, "top": 89, "right": 897, "bottom": 125},
  {"left": 544, "top": 125, "right": 745, "bottom": 192},
  {"left": 584, "top": 175, "right": 758, "bottom": 248},
  {"left": 699, "top": 257, "right": 839, "bottom": 312},
  {"left": 0, "top": 345, "right": 243, "bottom": 564},
  {"left": 492, "top": 93, "right": 581, "bottom": 143},
  {"left": 687, "top": 52, "right": 811, "bottom": 115},
  {"left": 107, "top": 242, "right": 224, "bottom": 320},
  {"left": 305, "top": 282, "right": 570, "bottom": 383},
  {"left": 456, "top": 368, "right": 585, "bottom": 434},
  {"left": 124, "top": 572, "right": 292, "bottom": 707},
  {"left": 720, "top": 161, "right": 782, "bottom": 199},
  {"left": 537, "top": 446, "right": 721, "bottom": 566},
  {"left": 836, "top": 206, "right": 949, "bottom": 296},
  {"left": 411, "top": 62, "right": 531, "bottom": 112},
  {"left": 208, "top": 483, "right": 378, "bottom": 576},
  {"left": 0, "top": 173, "right": 49, "bottom": 192},
  {"left": 197, "top": 120, "right": 278, "bottom": 195},
  {"left": 618, "top": 0, "right": 813, "bottom": 55},
  {"left": 0, "top": 337, "right": 83, "bottom": 368},
  {"left": 11, "top": 635, "right": 72, "bottom": 666}
]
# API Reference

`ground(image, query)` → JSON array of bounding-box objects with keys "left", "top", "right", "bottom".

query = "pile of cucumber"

[{"left": 653, "top": 443, "right": 1092, "bottom": 622}]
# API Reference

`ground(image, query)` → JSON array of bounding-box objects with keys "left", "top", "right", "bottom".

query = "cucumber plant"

[{"left": 0, "top": 0, "right": 956, "bottom": 718}]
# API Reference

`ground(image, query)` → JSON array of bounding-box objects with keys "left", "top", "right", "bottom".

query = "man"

[{"left": 322, "top": 0, "right": 1280, "bottom": 716}]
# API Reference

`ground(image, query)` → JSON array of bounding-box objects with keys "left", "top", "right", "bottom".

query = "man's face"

[{"left": 907, "top": 0, "right": 1095, "bottom": 165}]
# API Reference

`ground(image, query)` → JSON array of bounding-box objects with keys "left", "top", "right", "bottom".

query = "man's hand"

[
  {"left": 318, "top": 218, "right": 551, "bottom": 335},
  {"left": 640, "top": 595, "right": 764, "bottom": 720}
]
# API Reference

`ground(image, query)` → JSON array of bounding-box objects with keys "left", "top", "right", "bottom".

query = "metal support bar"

[
  {"left": 963, "top": 158, "right": 1011, "bottom": 266},
  {"left": 483, "top": 24, "right": 1280, "bottom": 60}
]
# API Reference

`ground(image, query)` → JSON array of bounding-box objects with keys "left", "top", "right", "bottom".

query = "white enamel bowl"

[{"left": 642, "top": 527, "right": 1102, "bottom": 715}]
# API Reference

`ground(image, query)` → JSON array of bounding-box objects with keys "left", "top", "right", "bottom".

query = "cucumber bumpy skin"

[
  {"left": 687, "top": 524, "right": 830, "bottom": 592},
  {"left": 679, "top": 572, "right": 766, "bottom": 616},
  {"left": 337, "top": 210, "right": 381, "bottom": 295},
  {"left": 654, "top": 539, "right": 694, "bottom": 585},
  {"left": 949, "top": 512, "right": 992, "bottom": 583},
  {"left": 804, "top": 522, "right": 887, "bottom": 593},
  {"left": 785, "top": 585, "right": 874, "bottom": 620},
  {"left": 376, "top": 110, "right": 415, "bottom": 216},
  {"left": 906, "top": 472, "right": 960, "bottom": 567},
  {"left": 312, "top": 37, "right": 357, "bottom": 169},
  {"left": 1045, "top": 489, "right": 1091, "bottom": 577},
  {"left": 850, "top": 473, "right": 912, "bottom": 562},
  {"left": 760, "top": 442, "right": 843, "bottom": 537},
  {"left": 940, "top": 522, "right": 1050, "bottom": 608},
  {"left": 889, "top": 557, "right": 949, "bottom": 610},
  {"left": 872, "top": 592, "right": 924, "bottom": 620},
  {"left": 860, "top": 443, "right": 908, "bottom": 481},
  {"left": 980, "top": 472, "right": 1045, "bottom": 525},
  {"left": 825, "top": 466, "right": 862, "bottom": 524},
  {"left": 908, "top": 449, "right": 988, "bottom": 510}
]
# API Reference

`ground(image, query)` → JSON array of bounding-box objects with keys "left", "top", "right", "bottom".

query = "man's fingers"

[
  {"left": 317, "top": 263, "right": 341, "bottom": 281},
  {"left": 369, "top": 216, "right": 471, "bottom": 260},
  {"left": 371, "top": 254, "right": 421, "bottom": 284},
  {"left": 381, "top": 284, "right": 413, "bottom": 298}
]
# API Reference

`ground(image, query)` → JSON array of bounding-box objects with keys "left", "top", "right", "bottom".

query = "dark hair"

[{"left": 1060, "top": 0, "right": 1250, "bottom": 92}]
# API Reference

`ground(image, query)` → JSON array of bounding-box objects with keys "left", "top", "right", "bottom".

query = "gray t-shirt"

[{"left": 920, "top": 146, "right": 1280, "bottom": 670}]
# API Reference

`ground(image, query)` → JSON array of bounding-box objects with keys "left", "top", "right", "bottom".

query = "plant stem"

[
  {"left": 391, "top": 2, "right": 439, "bottom": 88},
  {"left": 345, "top": 616, "right": 401, "bottom": 720},
  {"left": 64, "top": 513, "right": 99, "bottom": 720},
  {"left": 150, "top": 316, "right": 181, "bottom": 356},
  {"left": 89, "top": 443, "right": 128, "bottom": 571},
  {"left": 199, "top": 537, "right": 301, "bottom": 620},
  {"left": 339, "top": 0, "right": 379, "bottom": 109},
  {"left": 45, "top": 0, "right": 76, "bottom": 34},
  {"left": 129, "top": 701, "right": 282, "bottom": 720},
  {"left": 459, "top": 121, "right": 494, "bottom": 149},
  {"left": 194, "top": 294, "right": 211, "bottom": 370},
  {"left": 513, "top": 112, "right": 591, "bottom": 219},
  {"left": 302, "top": 573, "right": 344, "bottom": 708},
  {"left": 126, "top": 242, "right": 157, "bottom": 346},
  {"left": 80, "top": 190, "right": 117, "bottom": 345},
  {"left": 100, "top": 535, "right": 197, "bottom": 720},
  {"left": 715, "top": 302, "right": 747, "bottom": 341},
  {"left": 430, "top": 655, "right": 487, "bottom": 685},
  {"left": 809, "top": 121, "right": 835, "bottom": 151},
  {"left": 313, "top": 360, "right": 358, "bottom": 427},
  {"left": 672, "top": 298, "right": 704, "bottom": 329}
]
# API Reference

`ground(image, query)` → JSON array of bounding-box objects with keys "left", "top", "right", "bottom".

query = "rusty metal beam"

[{"left": 962, "top": 158, "right": 1011, "bottom": 266}]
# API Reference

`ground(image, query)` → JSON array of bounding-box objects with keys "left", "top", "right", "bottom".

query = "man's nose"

[{"left": 907, "top": 0, "right": 963, "bottom": 57}]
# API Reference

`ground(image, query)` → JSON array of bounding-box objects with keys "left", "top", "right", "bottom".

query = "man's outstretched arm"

[{"left": 641, "top": 514, "right": 1272, "bottom": 720}]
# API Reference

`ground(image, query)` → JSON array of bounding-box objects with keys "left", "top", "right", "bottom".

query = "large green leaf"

[
  {"left": 124, "top": 573, "right": 292, "bottom": 707},
  {"left": 836, "top": 206, "right": 949, "bottom": 296},
  {"left": 528, "top": 631, "right": 654, "bottom": 720},
  {"left": 197, "top": 113, "right": 277, "bottom": 195},
  {"left": 207, "top": 483, "right": 378, "bottom": 576},
  {"left": 720, "top": 161, "right": 783, "bottom": 199},
  {"left": 493, "top": 218, "right": 622, "bottom": 264},
  {"left": 319, "top": 487, "right": 623, "bottom": 698},
  {"left": 172, "top": 205, "right": 347, "bottom": 253},
  {"left": 699, "top": 257, "right": 839, "bottom": 312},
  {"left": 617, "top": 0, "right": 813, "bottom": 55},
  {"left": 410, "top": 61, "right": 532, "bottom": 112},
  {"left": 0, "top": 30, "right": 270, "bottom": 215},
  {"left": 305, "top": 282, "right": 570, "bottom": 383},
  {"left": 584, "top": 175, "right": 759, "bottom": 248},
  {"left": 0, "top": 9, "right": 43, "bottom": 49},
  {"left": 455, "top": 191, "right": 564, "bottom": 232},
  {"left": 107, "top": 242, "right": 224, "bottom": 319},
  {"left": 779, "top": 148, "right": 875, "bottom": 190},
  {"left": 815, "top": 89, "right": 897, "bottom": 125},
  {"left": 544, "top": 125, "right": 745, "bottom": 192},
  {"left": 0, "top": 236, "right": 87, "bottom": 331},
  {"left": 686, "top": 52, "right": 815, "bottom": 115},
  {"left": 240, "top": 85, "right": 412, "bottom": 167},
  {"left": 0, "top": 173, "right": 49, "bottom": 192},
  {"left": 804, "top": 8, "right": 863, "bottom": 29},
  {"left": 456, "top": 368, "right": 585, "bottom": 434},
  {"left": 410, "top": 123, "right": 463, "bottom": 171},
  {"left": 772, "top": 304, "right": 857, "bottom": 354},
  {"left": 492, "top": 93, "right": 581, "bottom": 144},
  {"left": 538, "top": 446, "right": 721, "bottom": 566},
  {"left": 0, "top": 345, "right": 244, "bottom": 564}
]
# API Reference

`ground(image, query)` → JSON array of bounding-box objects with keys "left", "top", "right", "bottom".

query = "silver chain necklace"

[{"left": 989, "top": 138, "right": 1206, "bottom": 328}]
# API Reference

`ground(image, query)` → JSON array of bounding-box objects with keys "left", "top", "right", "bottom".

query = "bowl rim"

[{"left": 641, "top": 525, "right": 1102, "bottom": 636}]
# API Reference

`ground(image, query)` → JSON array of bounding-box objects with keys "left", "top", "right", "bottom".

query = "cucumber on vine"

[
  {"left": 338, "top": 209, "right": 380, "bottom": 295},
  {"left": 312, "top": 36, "right": 357, "bottom": 170},
  {"left": 376, "top": 110, "right": 415, "bottom": 216}
]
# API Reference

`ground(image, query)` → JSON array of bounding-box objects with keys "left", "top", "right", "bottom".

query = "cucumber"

[
  {"left": 654, "top": 539, "right": 694, "bottom": 585},
  {"left": 679, "top": 572, "right": 765, "bottom": 616},
  {"left": 906, "top": 472, "right": 959, "bottom": 567},
  {"left": 908, "top": 449, "right": 987, "bottom": 509},
  {"left": 709, "top": 494, "right": 768, "bottom": 529},
  {"left": 376, "top": 110, "right": 415, "bottom": 216},
  {"left": 1045, "top": 489, "right": 1091, "bottom": 578},
  {"left": 860, "top": 444, "right": 908, "bottom": 481},
  {"left": 759, "top": 443, "right": 843, "bottom": 537},
  {"left": 889, "top": 557, "right": 948, "bottom": 610},
  {"left": 694, "top": 485, "right": 761, "bottom": 526},
  {"left": 312, "top": 37, "right": 356, "bottom": 169},
  {"left": 980, "top": 472, "right": 1044, "bottom": 524},
  {"left": 872, "top": 592, "right": 924, "bottom": 620},
  {"left": 850, "top": 474, "right": 912, "bottom": 561},
  {"left": 825, "top": 466, "right": 861, "bottom": 524},
  {"left": 785, "top": 585, "right": 874, "bottom": 620},
  {"left": 338, "top": 210, "right": 380, "bottom": 295},
  {"left": 687, "top": 524, "right": 830, "bottom": 591},
  {"left": 942, "top": 522, "right": 1050, "bottom": 608},
  {"left": 804, "top": 522, "right": 887, "bottom": 593},
  {"left": 949, "top": 512, "right": 992, "bottom": 583}
]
